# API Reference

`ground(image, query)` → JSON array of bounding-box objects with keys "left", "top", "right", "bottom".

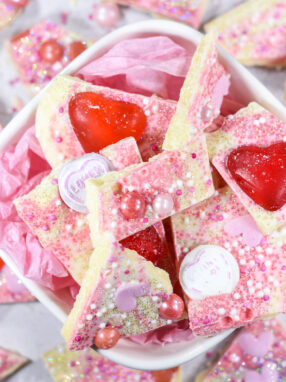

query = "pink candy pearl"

[
  {"left": 93, "top": 3, "right": 120, "bottom": 28},
  {"left": 120, "top": 191, "right": 146, "bottom": 220},
  {"left": 152, "top": 193, "right": 174, "bottom": 216},
  {"left": 5, "top": 0, "right": 29, "bottom": 7},
  {"left": 159, "top": 294, "right": 185, "bottom": 320}
]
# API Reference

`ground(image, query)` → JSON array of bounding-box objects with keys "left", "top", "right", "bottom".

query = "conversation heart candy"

[
  {"left": 179, "top": 245, "right": 240, "bottom": 300},
  {"left": 58, "top": 153, "right": 114, "bottom": 213}
]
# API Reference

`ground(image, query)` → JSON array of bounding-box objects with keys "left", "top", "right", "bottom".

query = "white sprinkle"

[
  {"left": 265, "top": 260, "right": 271, "bottom": 267},
  {"left": 266, "top": 248, "right": 273, "bottom": 254},
  {"left": 186, "top": 172, "right": 192, "bottom": 178},
  {"left": 66, "top": 224, "right": 72, "bottom": 231},
  {"left": 247, "top": 280, "right": 253, "bottom": 287},
  {"left": 143, "top": 99, "right": 149, "bottom": 105},
  {"left": 167, "top": 320, "right": 172, "bottom": 325},
  {"left": 249, "top": 288, "right": 255, "bottom": 295},
  {"left": 86, "top": 314, "right": 93, "bottom": 321},
  {"left": 108, "top": 303, "right": 115, "bottom": 309},
  {"left": 105, "top": 283, "right": 111, "bottom": 289},
  {"left": 256, "top": 282, "right": 262, "bottom": 289},
  {"left": 218, "top": 308, "right": 226, "bottom": 315},
  {"left": 152, "top": 104, "right": 158, "bottom": 113},
  {"left": 264, "top": 288, "right": 270, "bottom": 294},
  {"left": 254, "top": 120, "right": 259, "bottom": 126},
  {"left": 177, "top": 179, "right": 183, "bottom": 187},
  {"left": 101, "top": 308, "right": 107, "bottom": 314},
  {"left": 99, "top": 323, "right": 106, "bottom": 329},
  {"left": 184, "top": 217, "right": 190, "bottom": 224},
  {"left": 121, "top": 313, "right": 127, "bottom": 319},
  {"left": 58, "top": 154, "right": 64, "bottom": 160},
  {"left": 224, "top": 242, "right": 231, "bottom": 249},
  {"left": 151, "top": 320, "right": 157, "bottom": 325},
  {"left": 268, "top": 276, "right": 274, "bottom": 282},
  {"left": 156, "top": 283, "right": 162, "bottom": 288},
  {"left": 111, "top": 208, "right": 117, "bottom": 215},
  {"left": 256, "top": 246, "right": 262, "bottom": 252},
  {"left": 144, "top": 183, "right": 151, "bottom": 190},
  {"left": 258, "top": 254, "right": 264, "bottom": 260},
  {"left": 232, "top": 241, "right": 238, "bottom": 248},
  {"left": 234, "top": 315, "right": 240, "bottom": 321},
  {"left": 183, "top": 247, "right": 189, "bottom": 253},
  {"left": 230, "top": 309, "right": 237, "bottom": 315},
  {"left": 249, "top": 260, "right": 255, "bottom": 267},
  {"left": 274, "top": 280, "right": 279, "bottom": 287},
  {"left": 77, "top": 219, "right": 84, "bottom": 227},
  {"left": 187, "top": 179, "right": 194, "bottom": 186},
  {"left": 234, "top": 293, "right": 240, "bottom": 300},
  {"left": 112, "top": 263, "right": 118, "bottom": 269},
  {"left": 78, "top": 323, "right": 84, "bottom": 329},
  {"left": 91, "top": 304, "right": 96, "bottom": 310},
  {"left": 200, "top": 212, "right": 206, "bottom": 219},
  {"left": 257, "top": 291, "right": 264, "bottom": 298},
  {"left": 259, "top": 117, "right": 266, "bottom": 124},
  {"left": 245, "top": 246, "right": 250, "bottom": 251},
  {"left": 145, "top": 110, "right": 150, "bottom": 117},
  {"left": 128, "top": 186, "right": 135, "bottom": 192},
  {"left": 96, "top": 312, "right": 102, "bottom": 317},
  {"left": 238, "top": 249, "right": 245, "bottom": 255},
  {"left": 111, "top": 221, "right": 117, "bottom": 228},
  {"left": 152, "top": 296, "right": 159, "bottom": 302},
  {"left": 240, "top": 259, "right": 246, "bottom": 265},
  {"left": 55, "top": 200, "right": 61, "bottom": 206}
]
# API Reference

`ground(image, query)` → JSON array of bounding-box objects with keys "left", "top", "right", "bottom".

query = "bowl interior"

[{"left": 1, "top": 19, "right": 286, "bottom": 370}]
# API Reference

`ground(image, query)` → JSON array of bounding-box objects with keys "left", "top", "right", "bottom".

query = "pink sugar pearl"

[
  {"left": 93, "top": 3, "right": 120, "bottom": 28},
  {"left": 152, "top": 193, "right": 174, "bottom": 216},
  {"left": 120, "top": 191, "right": 146, "bottom": 220}
]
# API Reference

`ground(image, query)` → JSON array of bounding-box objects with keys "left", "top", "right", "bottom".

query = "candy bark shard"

[
  {"left": 116, "top": 0, "right": 208, "bottom": 29},
  {"left": 14, "top": 138, "right": 141, "bottom": 284},
  {"left": 86, "top": 136, "right": 214, "bottom": 242},
  {"left": 163, "top": 34, "right": 230, "bottom": 151},
  {"left": 208, "top": 102, "right": 286, "bottom": 234},
  {"left": 62, "top": 232, "right": 173, "bottom": 350},
  {"left": 172, "top": 187, "right": 286, "bottom": 336},
  {"left": 36, "top": 75, "right": 177, "bottom": 168},
  {"left": 196, "top": 318, "right": 285, "bottom": 382},
  {"left": 205, "top": 0, "right": 286, "bottom": 68},
  {"left": 0, "top": 347, "right": 28, "bottom": 380},
  {"left": 9, "top": 20, "right": 91, "bottom": 94}
]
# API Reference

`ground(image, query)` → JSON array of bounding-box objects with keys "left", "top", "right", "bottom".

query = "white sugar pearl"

[
  {"left": 99, "top": 323, "right": 106, "bottom": 328},
  {"left": 86, "top": 314, "right": 93, "bottom": 321},
  {"left": 218, "top": 308, "right": 226, "bottom": 315},
  {"left": 234, "top": 293, "right": 240, "bottom": 300}
]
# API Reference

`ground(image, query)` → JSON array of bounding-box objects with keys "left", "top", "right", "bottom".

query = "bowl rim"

[{"left": 1, "top": 19, "right": 286, "bottom": 371}]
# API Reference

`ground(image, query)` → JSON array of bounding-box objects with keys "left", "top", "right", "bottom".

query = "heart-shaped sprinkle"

[
  {"left": 224, "top": 214, "right": 263, "bottom": 247},
  {"left": 244, "top": 362, "right": 278, "bottom": 382},
  {"left": 69, "top": 92, "right": 147, "bottom": 153},
  {"left": 58, "top": 153, "right": 113, "bottom": 213},
  {"left": 179, "top": 245, "right": 240, "bottom": 300},
  {"left": 226, "top": 143, "right": 286, "bottom": 211},
  {"left": 237, "top": 330, "right": 274, "bottom": 357},
  {"left": 115, "top": 282, "right": 150, "bottom": 312}
]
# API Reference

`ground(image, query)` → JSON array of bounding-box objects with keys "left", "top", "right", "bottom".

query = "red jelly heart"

[
  {"left": 121, "top": 226, "right": 167, "bottom": 265},
  {"left": 226, "top": 142, "right": 286, "bottom": 211},
  {"left": 0, "top": 258, "right": 4, "bottom": 271},
  {"left": 69, "top": 92, "right": 147, "bottom": 152}
]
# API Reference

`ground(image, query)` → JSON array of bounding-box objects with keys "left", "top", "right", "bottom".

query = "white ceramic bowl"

[{"left": 1, "top": 20, "right": 286, "bottom": 371}]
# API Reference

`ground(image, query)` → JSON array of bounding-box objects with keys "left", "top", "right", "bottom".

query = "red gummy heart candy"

[
  {"left": 0, "top": 258, "right": 4, "bottom": 271},
  {"left": 226, "top": 142, "right": 286, "bottom": 211},
  {"left": 121, "top": 226, "right": 167, "bottom": 265},
  {"left": 69, "top": 92, "right": 147, "bottom": 152}
]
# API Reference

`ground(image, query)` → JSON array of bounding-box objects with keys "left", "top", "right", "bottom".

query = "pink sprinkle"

[
  {"left": 56, "top": 136, "right": 63, "bottom": 143},
  {"left": 124, "top": 270, "right": 130, "bottom": 274},
  {"left": 193, "top": 318, "right": 199, "bottom": 325},
  {"left": 85, "top": 355, "right": 92, "bottom": 361},
  {"left": 60, "top": 12, "right": 68, "bottom": 24},
  {"left": 59, "top": 107, "right": 64, "bottom": 113},
  {"left": 88, "top": 13, "right": 93, "bottom": 20},
  {"left": 191, "top": 153, "right": 197, "bottom": 159},
  {"left": 261, "top": 265, "right": 266, "bottom": 272},
  {"left": 51, "top": 178, "right": 58, "bottom": 185},
  {"left": 106, "top": 323, "right": 111, "bottom": 327},
  {"left": 206, "top": 179, "right": 212, "bottom": 186},
  {"left": 176, "top": 189, "right": 182, "bottom": 196},
  {"left": 112, "top": 242, "right": 118, "bottom": 248},
  {"left": 75, "top": 335, "right": 82, "bottom": 342},
  {"left": 206, "top": 351, "right": 213, "bottom": 358},
  {"left": 109, "top": 256, "right": 116, "bottom": 262},
  {"left": 42, "top": 225, "right": 49, "bottom": 231},
  {"left": 255, "top": 258, "right": 261, "bottom": 264},
  {"left": 218, "top": 215, "right": 224, "bottom": 221},
  {"left": 189, "top": 187, "right": 195, "bottom": 193},
  {"left": 210, "top": 213, "right": 216, "bottom": 220},
  {"left": 143, "top": 217, "right": 148, "bottom": 223},
  {"left": 281, "top": 265, "right": 286, "bottom": 271},
  {"left": 240, "top": 267, "right": 246, "bottom": 274},
  {"left": 151, "top": 144, "right": 159, "bottom": 151},
  {"left": 263, "top": 295, "right": 270, "bottom": 301},
  {"left": 49, "top": 214, "right": 57, "bottom": 221},
  {"left": 115, "top": 325, "right": 122, "bottom": 329},
  {"left": 203, "top": 317, "right": 210, "bottom": 325},
  {"left": 70, "top": 361, "right": 76, "bottom": 367},
  {"left": 27, "top": 213, "right": 33, "bottom": 220},
  {"left": 162, "top": 294, "right": 168, "bottom": 300}
]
